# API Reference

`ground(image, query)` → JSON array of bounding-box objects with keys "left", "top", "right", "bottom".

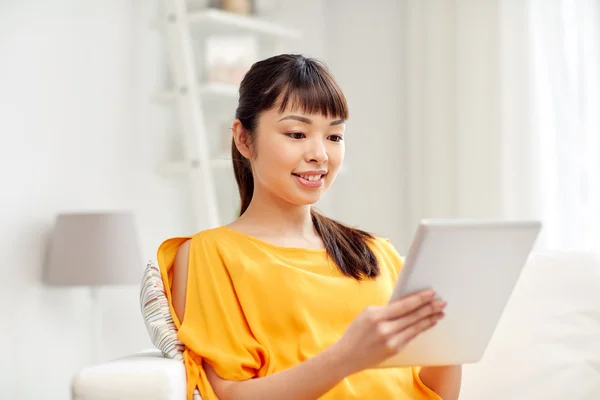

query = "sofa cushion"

[
  {"left": 460, "top": 251, "right": 600, "bottom": 400},
  {"left": 72, "top": 350, "right": 186, "bottom": 400}
]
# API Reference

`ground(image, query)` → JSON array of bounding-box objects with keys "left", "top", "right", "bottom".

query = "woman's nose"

[{"left": 306, "top": 139, "right": 328, "bottom": 163}]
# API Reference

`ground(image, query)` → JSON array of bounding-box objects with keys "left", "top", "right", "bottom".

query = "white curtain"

[
  {"left": 400, "top": 0, "right": 600, "bottom": 251},
  {"left": 399, "top": 0, "right": 534, "bottom": 245},
  {"left": 531, "top": 0, "right": 600, "bottom": 251}
]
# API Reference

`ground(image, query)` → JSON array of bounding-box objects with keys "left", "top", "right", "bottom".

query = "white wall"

[
  {"left": 321, "top": 0, "right": 407, "bottom": 248},
  {"left": 0, "top": 1, "right": 188, "bottom": 398}
]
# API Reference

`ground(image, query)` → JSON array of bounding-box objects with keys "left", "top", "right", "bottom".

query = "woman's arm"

[
  {"left": 203, "top": 346, "right": 351, "bottom": 400},
  {"left": 419, "top": 365, "right": 462, "bottom": 400}
]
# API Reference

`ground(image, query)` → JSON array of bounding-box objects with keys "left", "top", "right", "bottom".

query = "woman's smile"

[{"left": 292, "top": 171, "right": 327, "bottom": 188}]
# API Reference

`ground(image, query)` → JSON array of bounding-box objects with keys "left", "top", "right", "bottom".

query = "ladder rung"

[
  {"left": 151, "top": 83, "right": 238, "bottom": 105},
  {"left": 161, "top": 158, "right": 233, "bottom": 174}
]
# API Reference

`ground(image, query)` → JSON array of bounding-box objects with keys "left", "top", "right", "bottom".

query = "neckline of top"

[{"left": 218, "top": 225, "right": 328, "bottom": 254}]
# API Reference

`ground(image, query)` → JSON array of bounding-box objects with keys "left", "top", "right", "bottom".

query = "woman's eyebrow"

[{"left": 278, "top": 115, "right": 346, "bottom": 126}]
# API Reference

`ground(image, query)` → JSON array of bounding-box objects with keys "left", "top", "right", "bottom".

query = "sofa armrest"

[{"left": 72, "top": 349, "right": 186, "bottom": 400}]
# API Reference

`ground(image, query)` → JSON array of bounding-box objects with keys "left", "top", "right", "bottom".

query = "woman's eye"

[
  {"left": 329, "top": 135, "right": 344, "bottom": 142},
  {"left": 287, "top": 132, "right": 305, "bottom": 139}
]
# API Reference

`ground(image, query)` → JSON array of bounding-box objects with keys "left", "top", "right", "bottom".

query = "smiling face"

[
  {"left": 231, "top": 54, "right": 350, "bottom": 214},
  {"left": 234, "top": 100, "right": 346, "bottom": 207}
]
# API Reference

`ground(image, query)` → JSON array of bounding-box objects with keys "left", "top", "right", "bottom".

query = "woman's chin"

[
  {"left": 297, "top": 192, "right": 327, "bottom": 206},
  {"left": 284, "top": 190, "right": 325, "bottom": 207}
]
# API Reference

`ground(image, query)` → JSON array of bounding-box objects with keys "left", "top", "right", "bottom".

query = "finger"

[
  {"left": 395, "top": 288, "right": 436, "bottom": 301},
  {"left": 385, "top": 299, "right": 446, "bottom": 334},
  {"left": 390, "top": 312, "right": 444, "bottom": 349},
  {"left": 382, "top": 289, "right": 436, "bottom": 320},
  {"left": 379, "top": 301, "right": 444, "bottom": 340}
]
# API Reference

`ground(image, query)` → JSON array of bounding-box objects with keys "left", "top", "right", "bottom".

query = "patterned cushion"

[
  {"left": 140, "top": 260, "right": 202, "bottom": 399},
  {"left": 140, "top": 260, "right": 185, "bottom": 360}
]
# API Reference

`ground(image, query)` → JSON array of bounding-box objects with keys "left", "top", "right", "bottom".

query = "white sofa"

[{"left": 71, "top": 251, "right": 600, "bottom": 399}]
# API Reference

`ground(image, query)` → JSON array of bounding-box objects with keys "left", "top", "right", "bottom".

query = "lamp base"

[{"left": 90, "top": 286, "right": 101, "bottom": 364}]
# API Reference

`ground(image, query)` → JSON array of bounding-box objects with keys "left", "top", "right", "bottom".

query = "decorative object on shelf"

[
  {"left": 221, "top": 0, "right": 253, "bottom": 15},
  {"left": 205, "top": 35, "right": 259, "bottom": 86},
  {"left": 43, "top": 211, "right": 143, "bottom": 362}
]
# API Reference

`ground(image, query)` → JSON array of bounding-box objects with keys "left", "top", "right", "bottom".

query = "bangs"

[{"left": 259, "top": 58, "right": 349, "bottom": 120}]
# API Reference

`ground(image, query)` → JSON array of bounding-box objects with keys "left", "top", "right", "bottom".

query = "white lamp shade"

[{"left": 44, "top": 211, "right": 143, "bottom": 286}]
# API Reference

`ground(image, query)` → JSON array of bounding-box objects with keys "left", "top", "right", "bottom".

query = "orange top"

[{"left": 157, "top": 226, "right": 441, "bottom": 400}]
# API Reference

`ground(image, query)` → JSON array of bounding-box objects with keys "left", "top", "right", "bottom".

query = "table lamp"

[{"left": 44, "top": 211, "right": 143, "bottom": 362}]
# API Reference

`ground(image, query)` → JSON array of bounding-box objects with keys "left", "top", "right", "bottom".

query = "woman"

[{"left": 158, "top": 54, "right": 462, "bottom": 400}]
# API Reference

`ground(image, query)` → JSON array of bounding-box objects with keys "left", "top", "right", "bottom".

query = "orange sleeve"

[{"left": 157, "top": 235, "right": 268, "bottom": 400}]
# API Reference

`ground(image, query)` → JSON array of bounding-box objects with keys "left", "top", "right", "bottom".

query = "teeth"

[{"left": 300, "top": 174, "right": 322, "bottom": 181}]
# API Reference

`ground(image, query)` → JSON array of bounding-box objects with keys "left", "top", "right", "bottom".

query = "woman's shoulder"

[
  {"left": 156, "top": 226, "right": 233, "bottom": 262},
  {"left": 366, "top": 235, "right": 404, "bottom": 275},
  {"left": 368, "top": 235, "right": 401, "bottom": 256},
  {"left": 159, "top": 225, "right": 232, "bottom": 246},
  {"left": 189, "top": 225, "right": 231, "bottom": 244}
]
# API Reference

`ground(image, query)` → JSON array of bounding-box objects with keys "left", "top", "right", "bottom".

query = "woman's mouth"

[{"left": 292, "top": 173, "right": 326, "bottom": 188}]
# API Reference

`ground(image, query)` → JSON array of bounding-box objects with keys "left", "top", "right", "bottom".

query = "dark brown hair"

[{"left": 232, "top": 54, "right": 379, "bottom": 280}]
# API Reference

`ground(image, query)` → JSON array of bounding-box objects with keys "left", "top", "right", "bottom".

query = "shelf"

[
  {"left": 190, "top": 9, "right": 301, "bottom": 39},
  {"left": 151, "top": 8, "right": 301, "bottom": 40},
  {"left": 151, "top": 82, "right": 238, "bottom": 105}
]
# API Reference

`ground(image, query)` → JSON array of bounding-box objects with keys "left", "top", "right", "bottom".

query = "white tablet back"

[{"left": 380, "top": 219, "right": 541, "bottom": 368}]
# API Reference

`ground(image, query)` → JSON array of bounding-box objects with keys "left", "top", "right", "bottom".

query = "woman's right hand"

[{"left": 332, "top": 289, "right": 446, "bottom": 375}]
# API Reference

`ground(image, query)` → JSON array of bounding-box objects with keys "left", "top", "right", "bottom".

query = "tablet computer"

[{"left": 379, "top": 219, "right": 541, "bottom": 368}]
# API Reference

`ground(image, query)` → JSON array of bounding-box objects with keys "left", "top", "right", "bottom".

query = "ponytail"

[
  {"left": 231, "top": 54, "right": 380, "bottom": 280},
  {"left": 311, "top": 209, "right": 379, "bottom": 280},
  {"left": 231, "top": 139, "right": 253, "bottom": 215}
]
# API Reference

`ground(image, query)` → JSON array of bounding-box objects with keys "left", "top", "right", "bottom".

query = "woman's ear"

[{"left": 232, "top": 119, "right": 253, "bottom": 159}]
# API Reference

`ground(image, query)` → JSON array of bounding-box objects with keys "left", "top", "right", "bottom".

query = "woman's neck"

[{"left": 233, "top": 191, "right": 316, "bottom": 238}]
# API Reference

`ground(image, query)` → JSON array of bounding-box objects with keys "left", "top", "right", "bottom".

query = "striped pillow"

[
  {"left": 140, "top": 261, "right": 202, "bottom": 399},
  {"left": 139, "top": 260, "right": 185, "bottom": 360}
]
